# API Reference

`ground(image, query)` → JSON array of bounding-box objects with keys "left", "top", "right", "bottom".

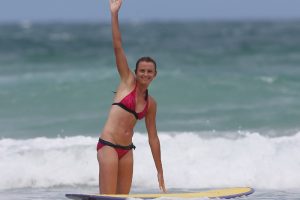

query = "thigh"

[
  {"left": 116, "top": 150, "right": 134, "bottom": 194},
  {"left": 97, "top": 146, "right": 119, "bottom": 194}
]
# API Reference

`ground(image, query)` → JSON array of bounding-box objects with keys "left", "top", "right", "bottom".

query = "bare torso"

[
  {"left": 100, "top": 106, "right": 136, "bottom": 145},
  {"left": 100, "top": 82, "right": 148, "bottom": 146}
]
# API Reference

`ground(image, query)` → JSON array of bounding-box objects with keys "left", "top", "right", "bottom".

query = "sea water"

[{"left": 1, "top": 21, "right": 300, "bottom": 199}]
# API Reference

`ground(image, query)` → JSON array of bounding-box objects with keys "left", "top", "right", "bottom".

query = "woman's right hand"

[{"left": 110, "top": 0, "right": 122, "bottom": 14}]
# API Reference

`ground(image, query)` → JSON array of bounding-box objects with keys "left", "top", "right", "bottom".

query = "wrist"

[{"left": 111, "top": 11, "right": 119, "bottom": 16}]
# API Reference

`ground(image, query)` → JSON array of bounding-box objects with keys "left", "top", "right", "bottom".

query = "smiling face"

[{"left": 135, "top": 61, "right": 157, "bottom": 86}]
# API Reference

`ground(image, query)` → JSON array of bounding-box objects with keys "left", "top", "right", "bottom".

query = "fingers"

[
  {"left": 110, "top": 0, "right": 122, "bottom": 7},
  {"left": 110, "top": 0, "right": 122, "bottom": 13},
  {"left": 160, "top": 183, "right": 167, "bottom": 193},
  {"left": 158, "top": 173, "right": 167, "bottom": 193}
]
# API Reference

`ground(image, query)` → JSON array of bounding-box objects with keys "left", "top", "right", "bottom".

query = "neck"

[
  {"left": 136, "top": 83, "right": 148, "bottom": 100},
  {"left": 136, "top": 82, "right": 148, "bottom": 93}
]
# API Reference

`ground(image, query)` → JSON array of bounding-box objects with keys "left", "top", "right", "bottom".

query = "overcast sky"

[{"left": 1, "top": 0, "right": 300, "bottom": 23}]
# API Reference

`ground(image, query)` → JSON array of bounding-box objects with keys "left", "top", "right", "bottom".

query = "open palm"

[{"left": 110, "top": 0, "right": 122, "bottom": 13}]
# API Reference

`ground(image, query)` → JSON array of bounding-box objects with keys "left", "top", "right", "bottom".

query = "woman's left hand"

[{"left": 158, "top": 172, "right": 167, "bottom": 193}]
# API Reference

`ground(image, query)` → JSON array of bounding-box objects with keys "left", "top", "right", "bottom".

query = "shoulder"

[
  {"left": 145, "top": 95, "right": 157, "bottom": 123},
  {"left": 147, "top": 95, "right": 157, "bottom": 115},
  {"left": 120, "top": 70, "right": 136, "bottom": 87},
  {"left": 148, "top": 95, "right": 157, "bottom": 107},
  {"left": 117, "top": 72, "right": 136, "bottom": 91},
  {"left": 113, "top": 74, "right": 136, "bottom": 102}
]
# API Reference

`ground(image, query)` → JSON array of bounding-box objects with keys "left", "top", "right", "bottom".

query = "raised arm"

[
  {"left": 145, "top": 97, "right": 167, "bottom": 193},
  {"left": 110, "top": 0, "right": 133, "bottom": 83}
]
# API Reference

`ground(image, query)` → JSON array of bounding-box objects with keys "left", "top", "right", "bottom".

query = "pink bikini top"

[{"left": 112, "top": 85, "right": 148, "bottom": 120}]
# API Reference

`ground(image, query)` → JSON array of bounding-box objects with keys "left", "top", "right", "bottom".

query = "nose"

[{"left": 142, "top": 70, "right": 149, "bottom": 76}]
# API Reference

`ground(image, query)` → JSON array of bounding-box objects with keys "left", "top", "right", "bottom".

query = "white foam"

[
  {"left": 0, "top": 136, "right": 98, "bottom": 189},
  {"left": 0, "top": 132, "right": 300, "bottom": 190}
]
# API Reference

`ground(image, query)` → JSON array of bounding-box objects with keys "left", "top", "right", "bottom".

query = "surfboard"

[{"left": 65, "top": 187, "right": 254, "bottom": 199}]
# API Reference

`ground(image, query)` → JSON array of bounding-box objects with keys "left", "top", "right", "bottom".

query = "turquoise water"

[
  {"left": 1, "top": 21, "right": 300, "bottom": 199},
  {"left": 1, "top": 22, "right": 300, "bottom": 138}
]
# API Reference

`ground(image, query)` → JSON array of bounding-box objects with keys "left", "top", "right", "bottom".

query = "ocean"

[{"left": 1, "top": 20, "right": 300, "bottom": 199}]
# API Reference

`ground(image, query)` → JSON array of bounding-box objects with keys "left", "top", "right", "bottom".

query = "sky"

[{"left": 1, "top": 0, "right": 300, "bottom": 23}]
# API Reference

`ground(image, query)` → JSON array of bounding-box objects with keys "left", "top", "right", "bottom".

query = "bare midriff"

[{"left": 100, "top": 106, "right": 137, "bottom": 146}]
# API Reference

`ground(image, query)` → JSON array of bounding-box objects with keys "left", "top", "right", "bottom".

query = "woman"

[{"left": 97, "top": 0, "right": 167, "bottom": 194}]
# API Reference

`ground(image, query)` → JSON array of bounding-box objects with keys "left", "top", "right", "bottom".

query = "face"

[{"left": 135, "top": 61, "right": 157, "bottom": 85}]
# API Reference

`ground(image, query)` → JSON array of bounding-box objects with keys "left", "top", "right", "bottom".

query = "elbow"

[
  {"left": 113, "top": 46, "right": 122, "bottom": 51},
  {"left": 113, "top": 46, "right": 123, "bottom": 55},
  {"left": 112, "top": 37, "right": 122, "bottom": 49},
  {"left": 113, "top": 42, "right": 123, "bottom": 51}
]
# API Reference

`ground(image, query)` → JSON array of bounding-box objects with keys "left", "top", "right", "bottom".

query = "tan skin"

[{"left": 97, "top": 0, "right": 167, "bottom": 194}]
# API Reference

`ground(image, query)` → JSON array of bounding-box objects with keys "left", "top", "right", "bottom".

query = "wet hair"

[{"left": 135, "top": 57, "right": 157, "bottom": 74}]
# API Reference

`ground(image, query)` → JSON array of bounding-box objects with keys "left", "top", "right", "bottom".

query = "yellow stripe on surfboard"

[{"left": 99, "top": 187, "right": 253, "bottom": 198}]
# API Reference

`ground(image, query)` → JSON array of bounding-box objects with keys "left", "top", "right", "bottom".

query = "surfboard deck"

[{"left": 65, "top": 187, "right": 254, "bottom": 200}]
